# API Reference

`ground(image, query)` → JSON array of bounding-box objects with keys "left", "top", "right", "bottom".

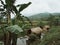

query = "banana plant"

[
  {"left": 0, "top": 0, "right": 31, "bottom": 24},
  {"left": 0, "top": 0, "right": 32, "bottom": 24},
  {"left": 0, "top": 0, "right": 32, "bottom": 45}
]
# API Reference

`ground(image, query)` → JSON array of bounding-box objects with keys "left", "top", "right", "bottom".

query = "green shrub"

[{"left": 39, "top": 26, "right": 60, "bottom": 45}]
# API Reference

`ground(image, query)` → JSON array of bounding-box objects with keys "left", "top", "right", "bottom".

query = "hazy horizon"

[
  {"left": 15, "top": 0, "right": 60, "bottom": 16},
  {"left": 2, "top": 0, "right": 60, "bottom": 17}
]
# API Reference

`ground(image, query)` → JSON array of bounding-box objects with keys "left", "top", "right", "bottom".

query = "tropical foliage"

[
  {"left": 0, "top": 0, "right": 32, "bottom": 45},
  {"left": 0, "top": 0, "right": 60, "bottom": 45}
]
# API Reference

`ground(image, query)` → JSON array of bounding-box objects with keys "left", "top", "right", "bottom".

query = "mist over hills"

[{"left": 28, "top": 13, "right": 60, "bottom": 21}]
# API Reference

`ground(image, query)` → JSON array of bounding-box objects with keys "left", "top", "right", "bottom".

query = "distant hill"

[{"left": 28, "top": 13, "right": 60, "bottom": 21}]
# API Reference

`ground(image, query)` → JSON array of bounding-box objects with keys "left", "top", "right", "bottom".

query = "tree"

[
  {"left": 47, "top": 13, "right": 54, "bottom": 26},
  {"left": 53, "top": 17, "right": 60, "bottom": 26},
  {"left": 0, "top": 0, "right": 32, "bottom": 45}
]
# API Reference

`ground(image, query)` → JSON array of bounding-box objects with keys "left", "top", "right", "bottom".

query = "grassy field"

[{"left": 39, "top": 26, "right": 60, "bottom": 45}]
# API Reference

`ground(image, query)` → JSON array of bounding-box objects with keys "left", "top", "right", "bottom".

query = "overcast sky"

[{"left": 1, "top": 0, "right": 60, "bottom": 17}]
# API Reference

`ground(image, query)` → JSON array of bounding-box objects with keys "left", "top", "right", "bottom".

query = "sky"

[{"left": 1, "top": 0, "right": 60, "bottom": 17}]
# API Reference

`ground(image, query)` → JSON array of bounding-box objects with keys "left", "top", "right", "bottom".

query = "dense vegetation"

[
  {"left": 39, "top": 26, "right": 60, "bottom": 45},
  {"left": 0, "top": 0, "right": 32, "bottom": 45},
  {"left": 0, "top": 0, "right": 60, "bottom": 45}
]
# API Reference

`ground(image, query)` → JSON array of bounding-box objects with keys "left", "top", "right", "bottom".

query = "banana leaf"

[{"left": 6, "top": 25, "right": 23, "bottom": 34}]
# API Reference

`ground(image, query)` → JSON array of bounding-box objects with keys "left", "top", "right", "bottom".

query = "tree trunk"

[
  {"left": 12, "top": 33, "right": 17, "bottom": 45},
  {"left": 7, "top": 32, "right": 12, "bottom": 45},
  {"left": 4, "top": 33, "right": 6, "bottom": 45}
]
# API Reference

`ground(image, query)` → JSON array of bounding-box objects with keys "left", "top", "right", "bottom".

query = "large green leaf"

[
  {"left": 19, "top": 2, "right": 31, "bottom": 12},
  {"left": 6, "top": 25, "right": 23, "bottom": 34}
]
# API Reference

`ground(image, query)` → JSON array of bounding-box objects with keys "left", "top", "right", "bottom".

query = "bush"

[{"left": 39, "top": 26, "right": 60, "bottom": 45}]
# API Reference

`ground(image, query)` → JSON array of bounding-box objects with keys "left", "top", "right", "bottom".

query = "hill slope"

[{"left": 29, "top": 13, "right": 60, "bottom": 21}]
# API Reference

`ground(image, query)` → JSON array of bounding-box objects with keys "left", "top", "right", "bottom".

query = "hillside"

[{"left": 29, "top": 13, "right": 60, "bottom": 21}]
